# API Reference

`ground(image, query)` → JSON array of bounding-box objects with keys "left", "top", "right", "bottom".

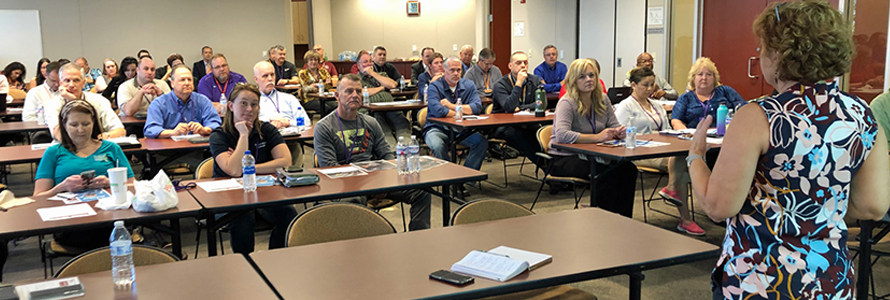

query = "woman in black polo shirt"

[{"left": 208, "top": 83, "right": 295, "bottom": 254}]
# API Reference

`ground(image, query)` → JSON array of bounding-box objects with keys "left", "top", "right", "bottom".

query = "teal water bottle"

[{"left": 716, "top": 101, "right": 728, "bottom": 136}]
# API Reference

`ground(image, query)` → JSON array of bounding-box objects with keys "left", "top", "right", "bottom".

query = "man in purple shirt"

[
  {"left": 197, "top": 53, "right": 247, "bottom": 115},
  {"left": 533, "top": 45, "right": 567, "bottom": 93}
]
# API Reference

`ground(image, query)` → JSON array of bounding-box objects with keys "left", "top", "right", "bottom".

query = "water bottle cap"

[
  {"left": 398, "top": 136, "right": 404, "bottom": 141},
  {"left": 244, "top": 150, "right": 251, "bottom": 155},
  {"left": 411, "top": 135, "right": 416, "bottom": 139},
  {"left": 114, "top": 220, "right": 124, "bottom": 227}
]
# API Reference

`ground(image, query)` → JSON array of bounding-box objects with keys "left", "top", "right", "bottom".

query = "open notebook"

[{"left": 451, "top": 246, "right": 552, "bottom": 282}]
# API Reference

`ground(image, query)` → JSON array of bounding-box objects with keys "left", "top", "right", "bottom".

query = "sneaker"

[
  {"left": 677, "top": 221, "right": 706, "bottom": 236},
  {"left": 658, "top": 187, "right": 684, "bottom": 207}
]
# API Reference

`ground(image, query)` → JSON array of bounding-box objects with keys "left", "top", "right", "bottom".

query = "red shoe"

[
  {"left": 677, "top": 221, "right": 706, "bottom": 236},
  {"left": 658, "top": 187, "right": 684, "bottom": 207}
]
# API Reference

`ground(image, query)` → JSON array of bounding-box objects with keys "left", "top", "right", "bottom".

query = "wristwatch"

[{"left": 686, "top": 154, "right": 706, "bottom": 167}]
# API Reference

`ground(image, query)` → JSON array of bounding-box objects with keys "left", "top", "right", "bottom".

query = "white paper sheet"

[
  {"left": 37, "top": 203, "right": 97, "bottom": 222},
  {"left": 171, "top": 134, "right": 202, "bottom": 142},
  {"left": 317, "top": 166, "right": 368, "bottom": 179},
  {"left": 196, "top": 179, "right": 244, "bottom": 192}
]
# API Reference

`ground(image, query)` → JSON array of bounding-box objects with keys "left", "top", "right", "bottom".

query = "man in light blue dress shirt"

[{"left": 255, "top": 61, "right": 309, "bottom": 166}]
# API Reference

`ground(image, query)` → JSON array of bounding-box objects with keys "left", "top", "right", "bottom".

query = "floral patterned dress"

[{"left": 713, "top": 82, "right": 878, "bottom": 299}]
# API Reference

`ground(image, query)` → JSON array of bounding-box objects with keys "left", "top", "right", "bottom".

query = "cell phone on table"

[
  {"left": 285, "top": 165, "right": 303, "bottom": 173},
  {"left": 80, "top": 170, "right": 95, "bottom": 184},
  {"left": 429, "top": 270, "right": 474, "bottom": 286}
]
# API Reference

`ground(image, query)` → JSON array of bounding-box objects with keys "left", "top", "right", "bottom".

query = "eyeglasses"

[{"left": 774, "top": 2, "right": 786, "bottom": 22}]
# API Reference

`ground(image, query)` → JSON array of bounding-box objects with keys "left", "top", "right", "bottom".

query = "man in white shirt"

[
  {"left": 23, "top": 61, "right": 62, "bottom": 143},
  {"left": 255, "top": 61, "right": 308, "bottom": 167},
  {"left": 47, "top": 63, "right": 125, "bottom": 141},
  {"left": 117, "top": 57, "right": 170, "bottom": 117}
]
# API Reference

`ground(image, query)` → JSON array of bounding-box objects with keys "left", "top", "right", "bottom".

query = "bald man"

[
  {"left": 459, "top": 45, "right": 474, "bottom": 76},
  {"left": 256, "top": 61, "right": 309, "bottom": 166},
  {"left": 302, "top": 44, "right": 338, "bottom": 78},
  {"left": 47, "top": 63, "right": 126, "bottom": 141},
  {"left": 623, "top": 52, "right": 678, "bottom": 100}
]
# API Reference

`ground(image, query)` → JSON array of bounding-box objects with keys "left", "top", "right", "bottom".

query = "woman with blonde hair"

[
  {"left": 687, "top": 1, "right": 890, "bottom": 298},
  {"left": 549, "top": 58, "right": 637, "bottom": 218},
  {"left": 671, "top": 57, "right": 745, "bottom": 130}
]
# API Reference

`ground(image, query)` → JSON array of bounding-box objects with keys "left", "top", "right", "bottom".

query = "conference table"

[
  {"left": 73, "top": 254, "right": 278, "bottom": 299},
  {"left": 0, "top": 121, "right": 48, "bottom": 135},
  {"left": 187, "top": 160, "right": 487, "bottom": 256},
  {"left": 249, "top": 208, "right": 720, "bottom": 300},
  {"left": 427, "top": 113, "right": 555, "bottom": 163},
  {"left": 551, "top": 133, "right": 721, "bottom": 209}
]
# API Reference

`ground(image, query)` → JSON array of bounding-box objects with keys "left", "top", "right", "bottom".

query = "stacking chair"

[
  {"left": 54, "top": 245, "right": 180, "bottom": 278},
  {"left": 192, "top": 158, "right": 225, "bottom": 258},
  {"left": 481, "top": 104, "right": 531, "bottom": 188},
  {"left": 849, "top": 220, "right": 890, "bottom": 300},
  {"left": 530, "top": 126, "right": 589, "bottom": 211},
  {"left": 313, "top": 155, "right": 407, "bottom": 231},
  {"left": 637, "top": 166, "right": 668, "bottom": 223},
  {"left": 7, "top": 89, "right": 26, "bottom": 100},
  {"left": 451, "top": 199, "right": 597, "bottom": 300},
  {"left": 285, "top": 202, "right": 396, "bottom": 247}
]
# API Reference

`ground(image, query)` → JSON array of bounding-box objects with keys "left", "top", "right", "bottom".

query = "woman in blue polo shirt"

[
  {"left": 671, "top": 57, "right": 746, "bottom": 129},
  {"left": 34, "top": 100, "right": 135, "bottom": 249}
]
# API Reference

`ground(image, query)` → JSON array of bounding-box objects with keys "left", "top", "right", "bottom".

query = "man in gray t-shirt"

[{"left": 314, "top": 74, "right": 431, "bottom": 230}]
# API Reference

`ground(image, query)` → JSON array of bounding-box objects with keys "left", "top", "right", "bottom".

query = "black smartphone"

[
  {"left": 285, "top": 165, "right": 303, "bottom": 173},
  {"left": 80, "top": 170, "right": 95, "bottom": 183},
  {"left": 429, "top": 270, "right": 474, "bottom": 286}
]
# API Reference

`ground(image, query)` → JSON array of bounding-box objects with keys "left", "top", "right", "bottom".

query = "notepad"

[
  {"left": 451, "top": 247, "right": 551, "bottom": 282},
  {"left": 15, "top": 277, "right": 84, "bottom": 300},
  {"left": 317, "top": 166, "right": 368, "bottom": 179},
  {"left": 171, "top": 134, "right": 202, "bottom": 141},
  {"left": 36, "top": 203, "right": 97, "bottom": 222},
  {"left": 196, "top": 179, "right": 244, "bottom": 192}
]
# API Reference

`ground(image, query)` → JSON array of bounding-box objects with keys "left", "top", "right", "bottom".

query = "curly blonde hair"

[
  {"left": 686, "top": 57, "right": 721, "bottom": 91},
  {"left": 753, "top": 0, "right": 854, "bottom": 84}
]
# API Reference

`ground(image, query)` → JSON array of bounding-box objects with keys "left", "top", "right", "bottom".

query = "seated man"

[
  {"left": 533, "top": 45, "right": 567, "bottom": 93},
  {"left": 371, "top": 46, "right": 402, "bottom": 82},
  {"left": 155, "top": 53, "right": 184, "bottom": 87},
  {"left": 464, "top": 48, "right": 502, "bottom": 99},
  {"left": 870, "top": 88, "right": 890, "bottom": 148},
  {"left": 268, "top": 45, "right": 300, "bottom": 93},
  {"left": 622, "top": 52, "right": 679, "bottom": 101},
  {"left": 192, "top": 46, "right": 213, "bottom": 82},
  {"left": 416, "top": 53, "right": 444, "bottom": 98},
  {"left": 197, "top": 53, "right": 247, "bottom": 114},
  {"left": 315, "top": 74, "right": 431, "bottom": 230},
  {"left": 492, "top": 51, "right": 545, "bottom": 167},
  {"left": 144, "top": 66, "right": 221, "bottom": 139},
  {"left": 255, "top": 61, "right": 308, "bottom": 167},
  {"left": 23, "top": 61, "right": 61, "bottom": 143},
  {"left": 74, "top": 57, "right": 101, "bottom": 92},
  {"left": 424, "top": 57, "right": 488, "bottom": 175},
  {"left": 459, "top": 45, "right": 474, "bottom": 75},
  {"left": 117, "top": 57, "right": 170, "bottom": 117},
  {"left": 411, "top": 47, "right": 435, "bottom": 84},
  {"left": 46, "top": 63, "right": 126, "bottom": 141},
  {"left": 356, "top": 52, "right": 411, "bottom": 146},
  {"left": 349, "top": 50, "right": 369, "bottom": 75}
]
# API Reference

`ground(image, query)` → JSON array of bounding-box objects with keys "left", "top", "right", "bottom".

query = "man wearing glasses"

[
  {"left": 533, "top": 45, "right": 567, "bottom": 93},
  {"left": 197, "top": 53, "right": 247, "bottom": 114},
  {"left": 464, "top": 48, "right": 502, "bottom": 99},
  {"left": 623, "top": 52, "right": 678, "bottom": 100}
]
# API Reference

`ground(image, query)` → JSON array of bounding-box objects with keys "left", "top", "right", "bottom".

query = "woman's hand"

[
  {"left": 614, "top": 125, "right": 627, "bottom": 139},
  {"left": 234, "top": 121, "right": 252, "bottom": 136},
  {"left": 60, "top": 175, "right": 86, "bottom": 192},
  {"left": 87, "top": 176, "right": 110, "bottom": 189},
  {"left": 690, "top": 115, "right": 713, "bottom": 156}
]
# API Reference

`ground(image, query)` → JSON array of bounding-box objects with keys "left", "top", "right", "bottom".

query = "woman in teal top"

[
  {"left": 34, "top": 100, "right": 134, "bottom": 196},
  {"left": 33, "top": 100, "right": 134, "bottom": 249}
]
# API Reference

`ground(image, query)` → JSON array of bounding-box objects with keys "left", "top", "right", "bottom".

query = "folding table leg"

[{"left": 629, "top": 272, "right": 644, "bottom": 300}]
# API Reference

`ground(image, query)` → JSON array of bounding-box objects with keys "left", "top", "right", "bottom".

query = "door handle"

[{"left": 747, "top": 57, "right": 759, "bottom": 79}]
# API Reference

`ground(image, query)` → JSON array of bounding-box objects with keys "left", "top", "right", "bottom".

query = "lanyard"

[
  {"left": 697, "top": 90, "right": 714, "bottom": 121},
  {"left": 587, "top": 109, "right": 597, "bottom": 133},
  {"left": 335, "top": 111, "right": 362, "bottom": 163},
  {"left": 509, "top": 74, "right": 526, "bottom": 103},
  {"left": 213, "top": 76, "right": 229, "bottom": 99},
  {"left": 631, "top": 95, "right": 663, "bottom": 131},
  {"left": 265, "top": 90, "right": 282, "bottom": 113},
  {"left": 178, "top": 97, "right": 196, "bottom": 123},
  {"left": 483, "top": 71, "right": 490, "bottom": 90}
]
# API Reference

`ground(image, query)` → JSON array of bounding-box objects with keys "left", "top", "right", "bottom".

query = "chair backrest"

[
  {"left": 286, "top": 202, "right": 396, "bottom": 247},
  {"left": 195, "top": 157, "right": 214, "bottom": 179},
  {"left": 8, "top": 89, "right": 26, "bottom": 100},
  {"left": 417, "top": 107, "right": 428, "bottom": 127},
  {"left": 451, "top": 199, "right": 534, "bottom": 225},
  {"left": 537, "top": 125, "right": 553, "bottom": 153},
  {"left": 484, "top": 103, "right": 493, "bottom": 114},
  {"left": 54, "top": 245, "right": 180, "bottom": 278}
]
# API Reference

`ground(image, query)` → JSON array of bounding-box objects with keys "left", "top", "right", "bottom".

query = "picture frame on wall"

[{"left": 406, "top": 1, "right": 420, "bottom": 16}]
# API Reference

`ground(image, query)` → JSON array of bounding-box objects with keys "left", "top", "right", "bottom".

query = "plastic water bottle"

[
  {"left": 396, "top": 137, "right": 409, "bottom": 175},
  {"left": 362, "top": 87, "right": 370, "bottom": 105},
  {"left": 399, "top": 76, "right": 406, "bottom": 91},
  {"left": 725, "top": 108, "right": 734, "bottom": 130},
  {"left": 408, "top": 135, "right": 420, "bottom": 173},
  {"left": 317, "top": 82, "right": 325, "bottom": 95},
  {"left": 716, "top": 101, "right": 728, "bottom": 136},
  {"left": 242, "top": 150, "right": 257, "bottom": 191},
  {"left": 110, "top": 221, "right": 135, "bottom": 286},
  {"left": 625, "top": 113, "right": 637, "bottom": 149},
  {"left": 296, "top": 107, "right": 307, "bottom": 130},
  {"left": 36, "top": 106, "right": 45, "bottom": 125},
  {"left": 455, "top": 98, "right": 463, "bottom": 123},
  {"left": 219, "top": 94, "right": 228, "bottom": 114},
  {"left": 422, "top": 86, "right": 428, "bottom": 104}
]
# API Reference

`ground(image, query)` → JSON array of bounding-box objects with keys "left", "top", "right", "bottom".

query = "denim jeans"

[
  {"left": 228, "top": 205, "right": 298, "bottom": 254},
  {"left": 424, "top": 127, "right": 488, "bottom": 170}
]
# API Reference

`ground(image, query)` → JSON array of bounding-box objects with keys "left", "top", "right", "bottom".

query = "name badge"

[
  {"left": 94, "top": 153, "right": 109, "bottom": 162},
  {"left": 256, "top": 141, "right": 267, "bottom": 149},
  {"left": 484, "top": 89, "right": 492, "bottom": 93}
]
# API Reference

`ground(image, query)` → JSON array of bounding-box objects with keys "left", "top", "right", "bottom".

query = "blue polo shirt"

[
  {"left": 533, "top": 61, "right": 567, "bottom": 93},
  {"left": 143, "top": 91, "right": 222, "bottom": 138},
  {"left": 196, "top": 72, "right": 248, "bottom": 103},
  {"left": 424, "top": 77, "right": 482, "bottom": 131}
]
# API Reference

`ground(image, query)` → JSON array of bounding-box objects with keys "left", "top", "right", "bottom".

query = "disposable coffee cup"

[{"left": 108, "top": 167, "right": 128, "bottom": 204}]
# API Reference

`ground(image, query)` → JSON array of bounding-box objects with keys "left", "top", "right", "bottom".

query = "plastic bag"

[{"left": 132, "top": 170, "right": 178, "bottom": 212}]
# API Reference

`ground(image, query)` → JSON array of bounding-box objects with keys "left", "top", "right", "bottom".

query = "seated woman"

[
  {"left": 549, "top": 58, "right": 638, "bottom": 218},
  {"left": 615, "top": 67, "right": 704, "bottom": 235},
  {"left": 101, "top": 56, "right": 138, "bottom": 105},
  {"left": 26, "top": 58, "right": 50, "bottom": 91},
  {"left": 209, "top": 84, "right": 296, "bottom": 254},
  {"left": 33, "top": 100, "right": 135, "bottom": 249},
  {"left": 3, "top": 62, "right": 27, "bottom": 91},
  {"left": 95, "top": 59, "right": 118, "bottom": 94},
  {"left": 298, "top": 50, "right": 338, "bottom": 116},
  {"left": 671, "top": 57, "right": 746, "bottom": 130}
]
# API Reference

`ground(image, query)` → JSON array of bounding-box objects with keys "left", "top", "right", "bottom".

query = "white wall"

[
  {"left": 0, "top": 10, "right": 43, "bottom": 73},
  {"left": 0, "top": 0, "right": 293, "bottom": 84},
  {"left": 315, "top": 0, "right": 477, "bottom": 60},
  {"left": 511, "top": 0, "right": 577, "bottom": 67},
  {"left": 311, "top": 0, "right": 334, "bottom": 53},
  {"left": 578, "top": 0, "right": 646, "bottom": 88}
]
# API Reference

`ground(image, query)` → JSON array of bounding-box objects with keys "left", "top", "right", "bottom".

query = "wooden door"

[
  {"left": 490, "top": 0, "right": 511, "bottom": 73},
  {"left": 702, "top": 0, "right": 768, "bottom": 100}
]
